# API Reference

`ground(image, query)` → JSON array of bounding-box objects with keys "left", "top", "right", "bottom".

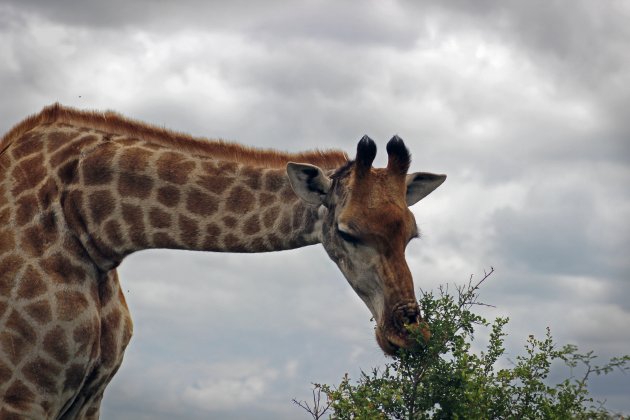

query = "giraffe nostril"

[
  {"left": 396, "top": 302, "right": 421, "bottom": 327},
  {"left": 402, "top": 312, "right": 419, "bottom": 325}
]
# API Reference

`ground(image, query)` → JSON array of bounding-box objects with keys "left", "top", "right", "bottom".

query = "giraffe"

[{"left": 0, "top": 103, "right": 446, "bottom": 419}]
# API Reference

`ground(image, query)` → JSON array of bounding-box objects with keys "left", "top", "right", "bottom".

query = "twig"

[{"left": 292, "top": 386, "right": 332, "bottom": 420}]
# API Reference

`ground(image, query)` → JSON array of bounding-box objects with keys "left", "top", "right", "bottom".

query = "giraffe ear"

[
  {"left": 405, "top": 172, "right": 447, "bottom": 206},
  {"left": 287, "top": 162, "right": 332, "bottom": 206}
]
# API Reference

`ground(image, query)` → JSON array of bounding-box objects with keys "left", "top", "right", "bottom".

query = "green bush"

[{"left": 294, "top": 269, "right": 629, "bottom": 419}]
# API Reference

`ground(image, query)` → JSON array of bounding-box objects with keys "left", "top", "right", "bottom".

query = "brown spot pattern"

[
  {"left": 258, "top": 192, "right": 276, "bottom": 207},
  {"left": 197, "top": 174, "right": 234, "bottom": 195},
  {"left": 82, "top": 149, "right": 115, "bottom": 185},
  {"left": 157, "top": 185, "right": 180, "bottom": 207},
  {"left": 16, "top": 265, "right": 47, "bottom": 299},
  {"left": 101, "top": 310, "right": 122, "bottom": 367},
  {"left": 122, "top": 204, "right": 147, "bottom": 246},
  {"left": 178, "top": 215, "right": 199, "bottom": 248},
  {"left": 40, "top": 210, "right": 57, "bottom": 235},
  {"left": 218, "top": 161, "right": 238, "bottom": 174},
  {"left": 104, "top": 219, "right": 124, "bottom": 248},
  {"left": 206, "top": 223, "right": 220, "bottom": 238},
  {"left": 268, "top": 233, "right": 284, "bottom": 249},
  {"left": 118, "top": 147, "right": 150, "bottom": 172},
  {"left": 89, "top": 190, "right": 115, "bottom": 223},
  {"left": 223, "top": 234, "right": 246, "bottom": 251},
  {"left": 6, "top": 310, "right": 37, "bottom": 344},
  {"left": 15, "top": 194, "right": 38, "bottom": 226},
  {"left": 24, "top": 300, "right": 52, "bottom": 325},
  {"left": 149, "top": 207, "right": 172, "bottom": 229},
  {"left": 57, "top": 159, "right": 79, "bottom": 184},
  {"left": 73, "top": 322, "right": 95, "bottom": 356},
  {"left": 118, "top": 173, "right": 153, "bottom": 199},
  {"left": 222, "top": 216, "right": 237, "bottom": 228},
  {"left": 0, "top": 193, "right": 8, "bottom": 211},
  {"left": 226, "top": 186, "right": 254, "bottom": 214},
  {"left": 0, "top": 208, "right": 10, "bottom": 225},
  {"left": 0, "top": 332, "right": 28, "bottom": 364},
  {"left": 41, "top": 253, "right": 86, "bottom": 285},
  {"left": 280, "top": 184, "right": 296, "bottom": 201},
  {"left": 0, "top": 229, "right": 15, "bottom": 256},
  {"left": 37, "top": 178, "right": 58, "bottom": 209},
  {"left": 43, "top": 326, "right": 70, "bottom": 363},
  {"left": 3, "top": 380, "right": 36, "bottom": 410},
  {"left": 63, "top": 363, "right": 86, "bottom": 392},
  {"left": 0, "top": 360, "right": 11, "bottom": 383},
  {"left": 50, "top": 135, "right": 98, "bottom": 167},
  {"left": 152, "top": 232, "right": 175, "bottom": 247},
  {"left": 250, "top": 237, "right": 266, "bottom": 250},
  {"left": 242, "top": 167, "right": 261, "bottom": 189},
  {"left": 0, "top": 255, "right": 23, "bottom": 295},
  {"left": 99, "top": 277, "right": 115, "bottom": 307},
  {"left": 243, "top": 214, "right": 261, "bottom": 235},
  {"left": 279, "top": 213, "right": 291, "bottom": 235},
  {"left": 156, "top": 152, "right": 195, "bottom": 184},
  {"left": 121, "top": 203, "right": 142, "bottom": 228},
  {"left": 186, "top": 188, "right": 218, "bottom": 216},
  {"left": 23, "top": 357, "right": 61, "bottom": 393},
  {"left": 20, "top": 225, "right": 46, "bottom": 257},
  {"left": 262, "top": 206, "right": 279, "bottom": 229},
  {"left": 292, "top": 205, "right": 306, "bottom": 230},
  {"left": 45, "top": 130, "right": 73, "bottom": 154},
  {"left": 55, "top": 290, "right": 89, "bottom": 321},
  {"left": 11, "top": 135, "right": 42, "bottom": 160},
  {"left": 264, "top": 170, "right": 285, "bottom": 192}
]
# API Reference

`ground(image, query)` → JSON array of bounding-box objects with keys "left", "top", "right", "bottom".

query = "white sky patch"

[
  {"left": 349, "top": 345, "right": 367, "bottom": 364},
  {"left": 554, "top": 274, "right": 609, "bottom": 301},
  {"left": 284, "top": 359, "right": 299, "bottom": 379},
  {"left": 182, "top": 361, "right": 279, "bottom": 411},
  {"left": 564, "top": 303, "right": 630, "bottom": 351}
]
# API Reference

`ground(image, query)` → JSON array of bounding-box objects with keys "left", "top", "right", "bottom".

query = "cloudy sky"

[{"left": 1, "top": 0, "right": 629, "bottom": 418}]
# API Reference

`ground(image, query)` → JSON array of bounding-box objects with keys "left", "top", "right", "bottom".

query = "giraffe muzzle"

[
  {"left": 392, "top": 301, "right": 422, "bottom": 328},
  {"left": 376, "top": 301, "right": 430, "bottom": 355}
]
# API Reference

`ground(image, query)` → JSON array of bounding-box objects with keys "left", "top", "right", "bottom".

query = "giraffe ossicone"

[{"left": 0, "top": 104, "right": 446, "bottom": 418}]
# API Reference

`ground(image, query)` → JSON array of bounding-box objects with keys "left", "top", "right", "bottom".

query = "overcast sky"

[{"left": 1, "top": 0, "right": 629, "bottom": 418}]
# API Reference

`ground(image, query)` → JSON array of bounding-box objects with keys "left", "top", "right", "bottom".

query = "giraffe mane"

[{"left": 0, "top": 103, "right": 349, "bottom": 169}]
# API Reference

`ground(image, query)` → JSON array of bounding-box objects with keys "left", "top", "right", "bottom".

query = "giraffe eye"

[{"left": 337, "top": 228, "right": 360, "bottom": 244}]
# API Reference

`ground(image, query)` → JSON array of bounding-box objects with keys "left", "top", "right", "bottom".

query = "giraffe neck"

[{"left": 63, "top": 134, "right": 327, "bottom": 271}]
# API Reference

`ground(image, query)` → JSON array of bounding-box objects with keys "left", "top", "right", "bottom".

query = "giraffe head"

[{"left": 287, "top": 136, "right": 446, "bottom": 355}]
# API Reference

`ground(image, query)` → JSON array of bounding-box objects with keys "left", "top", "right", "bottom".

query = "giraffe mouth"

[
  {"left": 375, "top": 328, "right": 408, "bottom": 355},
  {"left": 375, "top": 321, "right": 430, "bottom": 356},
  {"left": 374, "top": 301, "right": 430, "bottom": 355}
]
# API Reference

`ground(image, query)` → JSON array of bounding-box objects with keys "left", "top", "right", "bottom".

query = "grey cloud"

[
  {"left": 489, "top": 169, "right": 629, "bottom": 279},
  {"left": 416, "top": 0, "right": 630, "bottom": 83},
  {"left": 0, "top": 0, "right": 388, "bottom": 56},
  {"left": 491, "top": 202, "right": 598, "bottom": 277},
  {"left": 245, "top": 1, "right": 422, "bottom": 48},
  {"left": 417, "top": 1, "right": 630, "bottom": 158},
  {"left": 3, "top": 0, "right": 423, "bottom": 48},
  {"left": 1, "top": 0, "right": 275, "bottom": 29}
]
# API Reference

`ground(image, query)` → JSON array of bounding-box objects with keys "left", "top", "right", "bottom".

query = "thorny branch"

[
  {"left": 292, "top": 385, "right": 332, "bottom": 420},
  {"left": 456, "top": 266, "right": 496, "bottom": 309}
]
